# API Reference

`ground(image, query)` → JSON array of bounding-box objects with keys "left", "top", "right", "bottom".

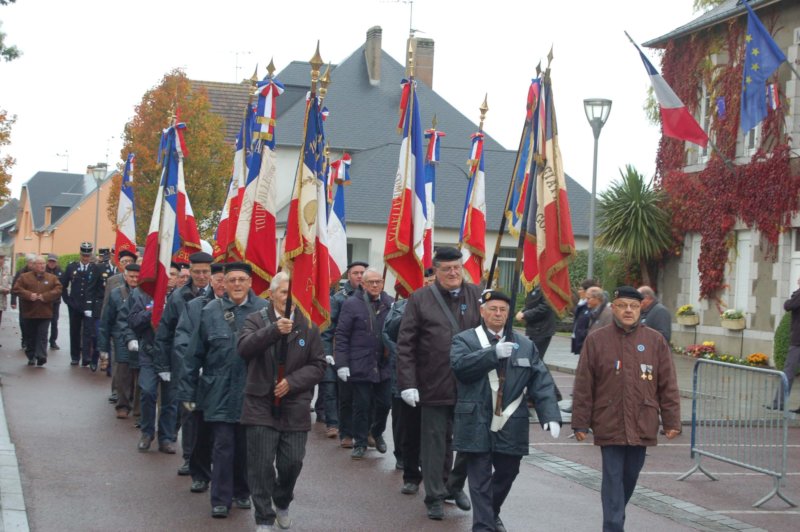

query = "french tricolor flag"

[
  {"left": 215, "top": 107, "right": 253, "bottom": 261},
  {"left": 633, "top": 42, "right": 708, "bottom": 148},
  {"left": 114, "top": 153, "right": 137, "bottom": 264},
  {"left": 327, "top": 153, "right": 350, "bottom": 285},
  {"left": 460, "top": 132, "right": 486, "bottom": 285}
]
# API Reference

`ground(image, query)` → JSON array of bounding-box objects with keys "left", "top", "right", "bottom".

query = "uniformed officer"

[
  {"left": 84, "top": 247, "right": 115, "bottom": 371},
  {"left": 61, "top": 242, "right": 95, "bottom": 366}
]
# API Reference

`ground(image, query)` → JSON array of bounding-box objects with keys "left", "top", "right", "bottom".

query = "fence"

[{"left": 677, "top": 358, "right": 796, "bottom": 508}]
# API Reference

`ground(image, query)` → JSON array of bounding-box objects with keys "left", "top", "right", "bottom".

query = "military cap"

[
  {"left": 170, "top": 261, "right": 181, "bottom": 270},
  {"left": 80, "top": 242, "right": 94, "bottom": 255},
  {"left": 434, "top": 246, "right": 462, "bottom": 262},
  {"left": 613, "top": 285, "right": 644, "bottom": 302},
  {"left": 480, "top": 289, "right": 511, "bottom": 306},
  {"left": 224, "top": 262, "right": 252, "bottom": 275},
  {"left": 347, "top": 260, "right": 369, "bottom": 270},
  {"left": 189, "top": 251, "right": 213, "bottom": 264},
  {"left": 211, "top": 263, "right": 224, "bottom": 275},
  {"left": 47, "top": 253, "right": 58, "bottom": 261},
  {"left": 424, "top": 267, "right": 435, "bottom": 277},
  {"left": 98, "top": 248, "right": 111, "bottom": 257},
  {"left": 118, "top": 249, "right": 137, "bottom": 260},
  {"left": 125, "top": 263, "right": 141, "bottom": 272}
]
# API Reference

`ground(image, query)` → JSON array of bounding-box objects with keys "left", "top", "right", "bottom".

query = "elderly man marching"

[
  {"left": 237, "top": 271, "right": 325, "bottom": 531},
  {"left": 178, "top": 262, "right": 267, "bottom": 519},
  {"left": 451, "top": 289, "right": 561, "bottom": 532},
  {"left": 13, "top": 255, "right": 63, "bottom": 366},
  {"left": 572, "top": 286, "right": 680, "bottom": 532}
]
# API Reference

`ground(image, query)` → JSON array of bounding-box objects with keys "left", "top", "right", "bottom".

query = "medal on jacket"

[
  {"left": 615, "top": 360, "right": 621, "bottom": 375},
  {"left": 647, "top": 364, "right": 653, "bottom": 381},
  {"left": 640, "top": 363, "right": 647, "bottom": 380}
]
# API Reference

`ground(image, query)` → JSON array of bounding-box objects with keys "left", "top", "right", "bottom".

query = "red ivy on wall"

[{"left": 655, "top": 18, "right": 800, "bottom": 301}]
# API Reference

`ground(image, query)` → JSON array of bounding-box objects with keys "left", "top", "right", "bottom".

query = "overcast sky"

[{"left": 1, "top": 0, "right": 700, "bottom": 201}]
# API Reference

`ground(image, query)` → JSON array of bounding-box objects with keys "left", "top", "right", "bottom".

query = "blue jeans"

[
  {"left": 138, "top": 362, "right": 177, "bottom": 443},
  {"left": 321, "top": 366, "right": 339, "bottom": 428}
]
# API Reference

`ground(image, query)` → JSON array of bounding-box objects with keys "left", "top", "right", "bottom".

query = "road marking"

[
  {"left": 640, "top": 471, "right": 800, "bottom": 476},
  {"left": 717, "top": 510, "right": 800, "bottom": 515}
]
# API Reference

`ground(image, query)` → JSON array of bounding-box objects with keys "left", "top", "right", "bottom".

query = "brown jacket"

[
  {"left": 396, "top": 281, "right": 482, "bottom": 406},
  {"left": 571, "top": 320, "right": 680, "bottom": 447},
  {"left": 13, "top": 271, "right": 62, "bottom": 319},
  {"left": 237, "top": 302, "right": 326, "bottom": 431}
]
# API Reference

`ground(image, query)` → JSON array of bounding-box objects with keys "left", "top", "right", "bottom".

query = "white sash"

[{"left": 474, "top": 326, "right": 526, "bottom": 432}]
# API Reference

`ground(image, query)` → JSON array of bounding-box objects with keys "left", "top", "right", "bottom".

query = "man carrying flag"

[{"left": 115, "top": 153, "right": 137, "bottom": 263}]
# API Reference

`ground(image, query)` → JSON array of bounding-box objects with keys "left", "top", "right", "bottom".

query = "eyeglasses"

[
  {"left": 613, "top": 303, "right": 641, "bottom": 311},
  {"left": 437, "top": 265, "right": 462, "bottom": 273},
  {"left": 364, "top": 280, "right": 383, "bottom": 286},
  {"left": 226, "top": 277, "right": 250, "bottom": 285}
]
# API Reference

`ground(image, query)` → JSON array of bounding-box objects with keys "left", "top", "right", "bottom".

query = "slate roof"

[
  {"left": 0, "top": 199, "right": 19, "bottom": 229},
  {"left": 190, "top": 80, "right": 251, "bottom": 145},
  {"left": 643, "top": 0, "right": 777, "bottom": 48},
  {"left": 20, "top": 171, "right": 116, "bottom": 232}
]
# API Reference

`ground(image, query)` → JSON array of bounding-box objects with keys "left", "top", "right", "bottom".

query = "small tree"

[{"left": 0, "top": 108, "right": 14, "bottom": 201}]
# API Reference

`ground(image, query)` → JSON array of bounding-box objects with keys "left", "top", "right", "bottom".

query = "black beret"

[
  {"left": 211, "top": 263, "right": 224, "bottom": 274},
  {"left": 98, "top": 248, "right": 111, "bottom": 255},
  {"left": 118, "top": 249, "right": 138, "bottom": 260},
  {"left": 170, "top": 261, "right": 181, "bottom": 270},
  {"left": 80, "top": 242, "right": 94, "bottom": 254},
  {"left": 125, "top": 263, "right": 141, "bottom": 272},
  {"left": 434, "top": 246, "right": 462, "bottom": 262},
  {"left": 347, "top": 261, "right": 369, "bottom": 270},
  {"left": 178, "top": 263, "right": 190, "bottom": 270},
  {"left": 424, "top": 268, "right": 435, "bottom": 277},
  {"left": 613, "top": 285, "right": 644, "bottom": 302},
  {"left": 224, "top": 262, "right": 252, "bottom": 275},
  {"left": 189, "top": 251, "right": 213, "bottom": 264},
  {"left": 480, "top": 289, "right": 511, "bottom": 306}
]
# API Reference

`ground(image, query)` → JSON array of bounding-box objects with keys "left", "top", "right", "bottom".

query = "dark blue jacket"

[{"left": 335, "top": 288, "right": 393, "bottom": 383}]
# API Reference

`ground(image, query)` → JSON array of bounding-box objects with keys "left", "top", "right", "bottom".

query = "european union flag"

[{"left": 740, "top": 0, "right": 786, "bottom": 132}]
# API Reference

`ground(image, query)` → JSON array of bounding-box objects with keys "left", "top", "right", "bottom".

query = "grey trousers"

[
  {"left": 246, "top": 426, "right": 308, "bottom": 526},
  {"left": 420, "top": 405, "right": 468, "bottom": 504}
]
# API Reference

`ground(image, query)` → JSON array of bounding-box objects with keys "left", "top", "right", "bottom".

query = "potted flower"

[
  {"left": 720, "top": 309, "right": 745, "bottom": 330},
  {"left": 676, "top": 304, "right": 699, "bottom": 326},
  {"left": 746, "top": 352, "right": 769, "bottom": 367}
]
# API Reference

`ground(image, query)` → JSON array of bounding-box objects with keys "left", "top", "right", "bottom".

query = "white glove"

[
  {"left": 495, "top": 340, "right": 516, "bottom": 359},
  {"left": 544, "top": 421, "right": 560, "bottom": 439},
  {"left": 183, "top": 401, "right": 196, "bottom": 412},
  {"left": 337, "top": 367, "right": 350, "bottom": 382},
  {"left": 127, "top": 339, "right": 139, "bottom": 352},
  {"left": 325, "top": 355, "right": 335, "bottom": 366},
  {"left": 84, "top": 310, "right": 92, "bottom": 317},
  {"left": 401, "top": 388, "right": 419, "bottom": 407},
  {"left": 158, "top": 372, "right": 171, "bottom": 382},
  {"left": 99, "top": 351, "right": 109, "bottom": 361}
]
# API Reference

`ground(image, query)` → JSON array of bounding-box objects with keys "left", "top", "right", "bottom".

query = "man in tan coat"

[
  {"left": 13, "top": 255, "right": 62, "bottom": 366},
  {"left": 572, "top": 285, "right": 680, "bottom": 532}
]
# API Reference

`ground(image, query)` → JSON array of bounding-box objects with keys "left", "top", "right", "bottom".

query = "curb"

[{"left": 0, "top": 383, "right": 30, "bottom": 532}]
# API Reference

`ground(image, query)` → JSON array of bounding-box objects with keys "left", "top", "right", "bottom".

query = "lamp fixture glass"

[{"left": 583, "top": 98, "right": 612, "bottom": 129}]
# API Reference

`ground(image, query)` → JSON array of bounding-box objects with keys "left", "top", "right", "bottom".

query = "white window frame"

[{"left": 734, "top": 230, "right": 752, "bottom": 313}]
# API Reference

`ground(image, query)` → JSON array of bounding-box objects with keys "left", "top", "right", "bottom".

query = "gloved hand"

[
  {"left": 183, "top": 401, "right": 196, "bottom": 412},
  {"left": 495, "top": 340, "right": 516, "bottom": 359},
  {"left": 325, "top": 355, "right": 335, "bottom": 366},
  {"left": 401, "top": 388, "right": 419, "bottom": 407},
  {"left": 84, "top": 310, "right": 92, "bottom": 317},
  {"left": 337, "top": 367, "right": 350, "bottom": 382},
  {"left": 544, "top": 421, "right": 560, "bottom": 439},
  {"left": 99, "top": 351, "right": 109, "bottom": 360},
  {"left": 158, "top": 372, "right": 171, "bottom": 382},
  {"left": 127, "top": 339, "right": 139, "bottom": 352}
]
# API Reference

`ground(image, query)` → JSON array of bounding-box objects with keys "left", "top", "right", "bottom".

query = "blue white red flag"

[
  {"left": 114, "top": 153, "right": 137, "bottom": 264},
  {"left": 384, "top": 79, "right": 427, "bottom": 297},
  {"left": 327, "top": 153, "right": 350, "bottom": 285},
  {"left": 423, "top": 127, "right": 444, "bottom": 268},
  {"left": 507, "top": 79, "right": 540, "bottom": 237},
  {"left": 767, "top": 84, "right": 779, "bottom": 111},
  {"left": 631, "top": 41, "right": 708, "bottom": 148},
  {"left": 460, "top": 132, "right": 486, "bottom": 284},
  {"left": 236, "top": 78, "right": 284, "bottom": 295}
]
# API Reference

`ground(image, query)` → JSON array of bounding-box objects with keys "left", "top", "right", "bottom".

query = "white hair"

[{"left": 270, "top": 271, "right": 290, "bottom": 292}]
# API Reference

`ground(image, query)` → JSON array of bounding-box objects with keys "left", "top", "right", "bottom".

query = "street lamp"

[
  {"left": 583, "top": 98, "right": 612, "bottom": 280},
  {"left": 90, "top": 163, "right": 108, "bottom": 250}
]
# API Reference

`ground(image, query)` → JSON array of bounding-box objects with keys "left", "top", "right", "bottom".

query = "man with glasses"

[
  {"left": 587, "top": 286, "right": 613, "bottom": 332},
  {"left": 397, "top": 246, "right": 480, "bottom": 520},
  {"left": 572, "top": 286, "right": 680, "bottom": 532}
]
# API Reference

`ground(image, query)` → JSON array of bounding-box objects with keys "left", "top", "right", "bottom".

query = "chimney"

[
  {"left": 408, "top": 36, "right": 434, "bottom": 88},
  {"left": 365, "top": 26, "right": 382, "bottom": 86}
]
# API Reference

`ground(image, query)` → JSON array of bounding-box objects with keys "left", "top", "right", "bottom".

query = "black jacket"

[
  {"left": 785, "top": 288, "right": 800, "bottom": 346},
  {"left": 520, "top": 288, "right": 557, "bottom": 339}
]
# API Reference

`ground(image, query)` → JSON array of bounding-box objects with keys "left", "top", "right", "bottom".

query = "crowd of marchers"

[{"left": 0, "top": 243, "right": 682, "bottom": 532}]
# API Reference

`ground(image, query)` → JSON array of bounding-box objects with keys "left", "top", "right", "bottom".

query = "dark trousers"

[
  {"left": 246, "top": 426, "right": 307, "bottom": 526},
  {"left": 138, "top": 362, "right": 177, "bottom": 442},
  {"left": 18, "top": 310, "right": 25, "bottom": 346},
  {"left": 774, "top": 344, "right": 800, "bottom": 408},
  {"left": 397, "top": 397, "right": 422, "bottom": 484},
  {"left": 49, "top": 302, "right": 60, "bottom": 344},
  {"left": 67, "top": 308, "right": 90, "bottom": 362},
  {"left": 321, "top": 366, "right": 339, "bottom": 428},
  {"left": 187, "top": 409, "right": 214, "bottom": 482},
  {"left": 420, "top": 405, "right": 468, "bottom": 504},
  {"left": 113, "top": 361, "right": 134, "bottom": 413},
  {"left": 338, "top": 380, "right": 354, "bottom": 439},
  {"left": 22, "top": 318, "right": 49, "bottom": 362},
  {"left": 532, "top": 335, "right": 562, "bottom": 402},
  {"left": 600, "top": 445, "right": 647, "bottom": 532},
  {"left": 209, "top": 422, "right": 248, "bottom": 508},
  {"left": 352, "top": 379, "right": 391, "bottom": 448},
  {"left": 466, "top": 452, "right": 521, "bottom": 531}
]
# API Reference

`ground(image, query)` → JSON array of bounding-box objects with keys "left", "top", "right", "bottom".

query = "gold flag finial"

[
  {"left": 406, "top": 38, "right": 415, "bottom": 78},
  {"left": 267, "top": 57, "right": 276, "bottom": 78},
  {"left": 310, "top": 41, "right": 323, "bottom": 90},
  {"left": 319, "top": 63, "right": 332, "bottom": 101},
  {"left": 431, "top": 114, "right": 438, "bottom": 129},
  {"left": 479, "top": 93, "right": 489, "bottom": 131}
]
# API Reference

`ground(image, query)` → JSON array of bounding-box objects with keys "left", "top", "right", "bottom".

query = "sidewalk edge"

[{"left": 0, "top": 383, "right": 31, "bottom": 532}]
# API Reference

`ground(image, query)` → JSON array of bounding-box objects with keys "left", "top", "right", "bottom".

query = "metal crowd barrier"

[{"left": 677, "top": 358, "right": 796, "bottom": 508}]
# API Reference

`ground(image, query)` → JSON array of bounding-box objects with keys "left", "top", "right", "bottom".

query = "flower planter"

[
  {"left": 677, "top": 314, "right": 699, "bottom": 326},
  {"left": 721, "top": 317, "right": 745, "bottom": 330}
]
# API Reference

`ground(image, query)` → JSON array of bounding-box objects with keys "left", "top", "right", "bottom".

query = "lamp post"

[
  {"left": 583, "top": 98, "right": 612, "bottom": 280},
  {"left": 90, "top": 163, "right": 108, "bottom": 250}
]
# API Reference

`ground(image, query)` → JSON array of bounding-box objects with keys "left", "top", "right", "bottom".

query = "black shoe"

[
  {"left": 190, "top": 480, "right": 209, "bottom": 493},
  {"left": 26, "top": 359, "right": 35, "bottom": 366},
  {"left": 446, "top": 490, "right": 471, "bottom": 511},
  {"left": 137, "top": 434, "right": 153, "bottom": 452},
  {"left": 211, "top": 505, "right": 228, "bottom": 518},
  {"left": 374, "top": 436, "right": 388, "bottom": 454},
  {"left": 351, "top": 446, "right": 366, "bottom": 460},
  {"left": 70, "top": 360, "right": 79, "bottom": 366},
  {"left": 177, "top": 460, "right": 190, "bottom": 476},
  {"left": 495, "top": 515, "right": 507, "bottom": 532},
  {"left": 36, "top": 358, "right": 46, "bottom": 367},
  {"left": 790, "top": 407, "right": 800, "bottom": 414},
  {"left": 134, "top": 421, "right": 141, "bottom": 429},
  {"left": 50, "top": 342, "right": 60, "bottom": 350},
  {"left": 764, "top": 403, "right": 784, "bottom": 411},
  {"left": 401, "top": 482, "right": 419, "bottom": 495},
  {"left": 233, "top": 497, "right": 251, "bottom": 509},
  {"left": 81, "top": 360, "right": 90, "bottom": 367},
  {"left": 108, "top": 392, "right": 118, "bottom": 404},
  {"left": 426, "top": 500, "right": 444, "bottom": 520},
  {"left": 395, "top": 459, "right": 404, "bottom": 470},
  {"left": 90, "top": 362, "right": 98, "bottom": 372}
]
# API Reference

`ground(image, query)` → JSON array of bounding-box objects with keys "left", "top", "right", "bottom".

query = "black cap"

[
  {"left": 80, "top": 242, "right": 93, "bottom": 255},
  {"left": 224, "top": 262, "right": 252, "bottom": 275},
  {"left": 613, "top": 285, "right": 644, "bottom": 302},
  {"left": 178, "top": 263, "right": 190, "bottom": 270},
  {"left": 480, "top": 289, "right": 511, "bottom": 306},
  {"left": 189, "top": 251, "right": 213, "bottom": 264},
  {"left": 211, "top": 263, "right": 224, "bottom": 274},
  {"left": 98, "top": 248, "right": 111, "bottom": 256},
  {"left": 170, "top": 261, "right": 181, "bottom": 270},
  {"left": 347, "top": 260, "right": 369, "bottom": 270},
  {"left": 47, "top": 253, "right": 58, "bottom": 261},
  {"left": 434, "top": 246, "right": 462, "bottom": 262},
  {"left": 118, "top": 249, "right": 137, "bottom": 260},
  {"left": 125, "top": 263, "right": 141, "bottom": 272},
  {"left": 424, "top": 268, "right": 435, "bottom": 277}
]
